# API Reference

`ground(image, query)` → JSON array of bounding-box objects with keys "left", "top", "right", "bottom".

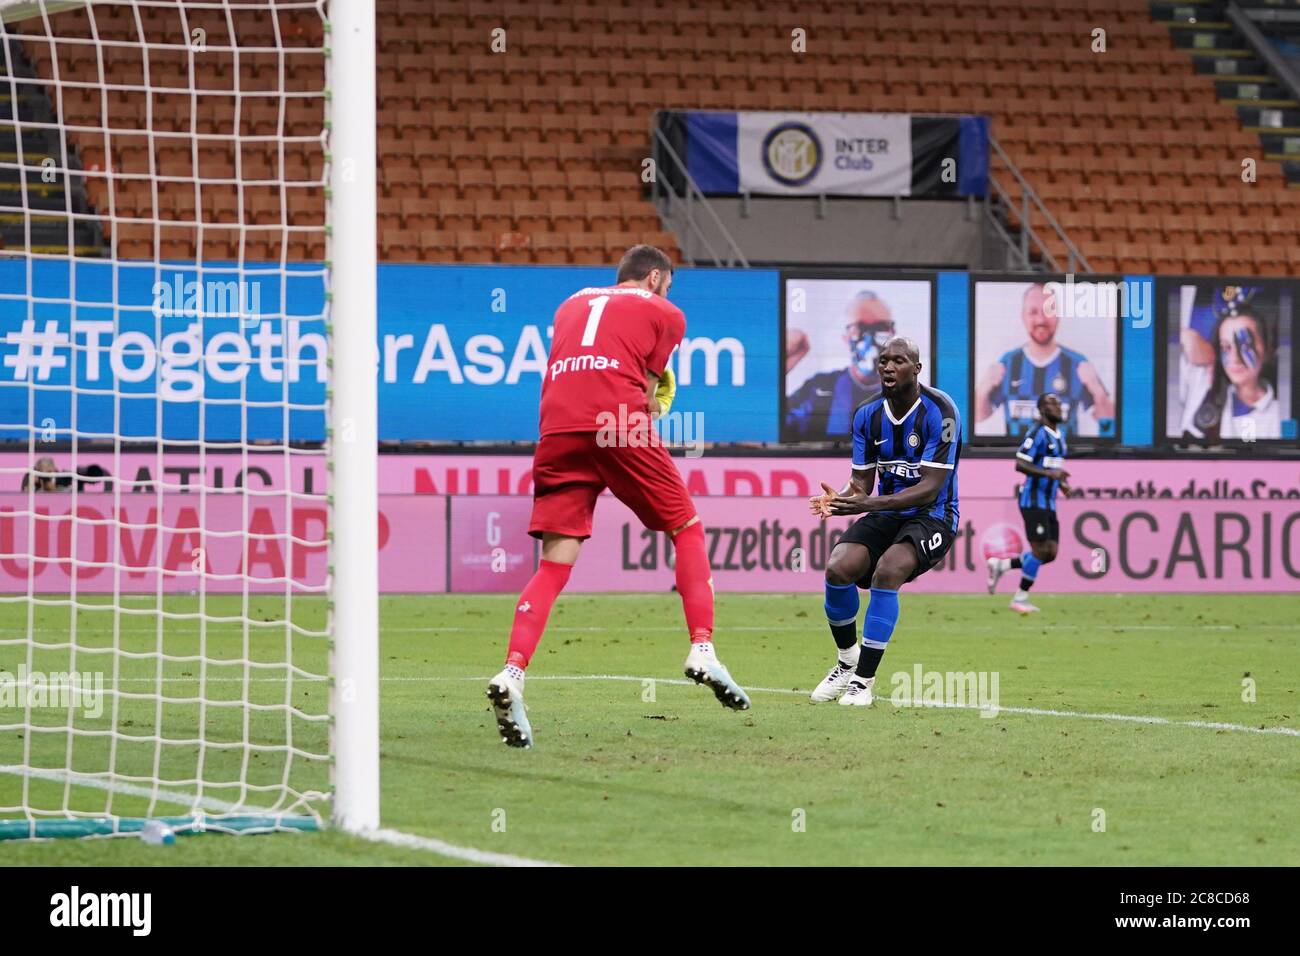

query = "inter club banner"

[{"left": 658, "top": 111, "right": 990, "bottom": 198}]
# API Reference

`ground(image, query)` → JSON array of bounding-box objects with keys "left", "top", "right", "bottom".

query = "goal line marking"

[{"left": 0, "top": 766, "right": 565, "bottom": 867}]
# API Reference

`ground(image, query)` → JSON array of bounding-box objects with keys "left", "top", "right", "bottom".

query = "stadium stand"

[{"left": 5, "top": 0, "right": 1300, "bottom": 272}]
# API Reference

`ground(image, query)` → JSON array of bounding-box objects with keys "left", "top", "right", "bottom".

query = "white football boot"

[
  {"left": 838, "top": 676, "right": 875, "bottom": 707},
  {"left": 486, "top": 669, "right": 533, "bottom": 748},
  {"left": 683, "top": 643, "right": 751, "bottom": 710},
  {"left": 986, "top": 557, "right": 1008, "bottom": 594},
  {"left": 811, "top": 660, "right": 858, "bottom": 702},
  {"left": 1010, "top": 599, "right": 1040, "bottom": 615}
]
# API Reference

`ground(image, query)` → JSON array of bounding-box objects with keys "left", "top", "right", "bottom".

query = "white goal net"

[{"left": 0, "top": 0, "right": 374, "bottom": 841}]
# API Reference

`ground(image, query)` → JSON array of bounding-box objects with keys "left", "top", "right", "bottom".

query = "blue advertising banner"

[
  {"left": 0, "top": 261, "right": 780, "bottom": 444},
  {"left": 402, "top": 265, "right": 780, "bottom": 442},
  {"left": 0, "top": 258, "right": 327, "bottom": 443}
]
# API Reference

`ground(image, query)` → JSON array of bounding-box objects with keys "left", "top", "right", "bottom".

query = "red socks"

[
  {"left": 505, "top": 559, "right": 572, "bottom": 669},
  {"left": 672, "top": 522, "right": 714, "bottom": 644},
  {"left": 506, "top": 525, "right": 713, "bottom": 671}
]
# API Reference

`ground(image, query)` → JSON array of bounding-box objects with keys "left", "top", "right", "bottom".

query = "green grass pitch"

[{"left": 2, "top": 592, "right": 1297, "bottom": 866}]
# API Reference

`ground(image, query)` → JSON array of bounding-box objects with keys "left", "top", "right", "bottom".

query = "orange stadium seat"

[{"left": 11, "top": 0, "right": 1294, "bottom": 271}]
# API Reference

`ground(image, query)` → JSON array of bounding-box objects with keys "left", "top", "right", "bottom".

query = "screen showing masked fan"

[
  {"left": 1163, "top": 280, "right": 1296, "bottom": 444},
  {"left": 971, "top": 277, "right": 1120, "bottom": 442},
  {"left": 781, "top": 276, "right": 933, "bottom": 443}
]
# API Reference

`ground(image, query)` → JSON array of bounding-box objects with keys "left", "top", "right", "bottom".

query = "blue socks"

[
  {"left": 863, "top": 587, "right": 900, "bottom": 649},
  {"left": 855, "top": 587, "right": 899, "bottom": 680},
  {"left": 1020, "top": 550, "right": 1041, "bottom": 581},
  {"left": 1019, "top": 550, "right": 1041, "bottom": 593},
  {"left": 824, "top": 580, "right": 860, "bottom": 652},
  {"left": 824, "top": 582, "right": 903, "bottom": 681}
]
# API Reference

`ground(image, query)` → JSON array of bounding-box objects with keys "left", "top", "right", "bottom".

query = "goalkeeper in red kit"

[{"left": 487, "top": 245, "right": 751, "bottom": 748}]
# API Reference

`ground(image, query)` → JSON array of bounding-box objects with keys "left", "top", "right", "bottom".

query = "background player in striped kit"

[
  {"left": 807, "top": 337, "right": 961, "bottom": 707},
  {"left": 975, "top": 283, "right": 1115, "bottom": 438},
  {"left": 987, "top": 393, "right": 1070, "bottom": 614}
]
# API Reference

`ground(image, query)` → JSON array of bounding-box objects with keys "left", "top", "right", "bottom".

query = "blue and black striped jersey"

[
  {"left": 851, "top": 384, "right": 961, "bottom": 531},
  {"left": 992, "top": 346, "right": 1096, "bottom": 438},
  {"left": 1016, "top": 424, "right": 1068, "bottom": 510}
]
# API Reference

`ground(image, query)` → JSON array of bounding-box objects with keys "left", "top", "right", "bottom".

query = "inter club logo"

[{"left": 762, "top": 122, "right": 822, "bottom": 187}]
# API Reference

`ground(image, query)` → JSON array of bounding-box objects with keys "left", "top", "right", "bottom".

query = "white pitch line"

[
  {"left": 2, "top": 765, "right": 244, "bottom": 814},
  {"left": 0, "top": 766, "right": 565, "bottom": 867},
  {"left": 0, "top": 623, "right": 1241, "bottom": 636},
  {"left": 12, "top": 671, "right": 1294, "bottom": 742},
  {"left": 404, "top": 623, "right": 1240, "bottom": 633},
  {"left": 356, "top": 827, "right": 564, "bottom": 867},
  {"left": 435, "top": 674, "right": 1300, "bottom": 739}
]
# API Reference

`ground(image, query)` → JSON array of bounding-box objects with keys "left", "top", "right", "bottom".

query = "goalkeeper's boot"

[
  {"left": 811, "top": 659, "right": 858, "bottom": 702},
  {"left": 838, "top": 676, "right": 875, "bottom": 707},
  {"left": 683, "top": 642, "right": 751, "bottom": 711},
  {"left": 986, "top": 556, "right": 1008, "bottom": 594},
  {"left": 1009, "top": 599, "right": 1040, "bottom": 615},
  {"left": 487, "top": 669, "right": 533, "bottom": 748}
]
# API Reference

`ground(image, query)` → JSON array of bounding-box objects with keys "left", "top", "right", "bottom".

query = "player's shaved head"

[
  {"left": 877, "top": 336, "right": 922, "bottom": 399},
  {"left": 881, "top": 335, "right": 920, "bottom": 364},
  {"left": 616, "top": 245, "right": 673, "bottom": 284}
]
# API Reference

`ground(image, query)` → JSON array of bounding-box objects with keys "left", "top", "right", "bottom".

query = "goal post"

[
  {"left": 327, "top": 0, "right": 378, "bottom": 835},
  {"left": 0, "top": 0, "right": 379, "bottom": 840}
]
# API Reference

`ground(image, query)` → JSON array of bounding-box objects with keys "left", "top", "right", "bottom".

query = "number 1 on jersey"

[{"left": 580, "top": 295, "right": 609, "bottom": 347}]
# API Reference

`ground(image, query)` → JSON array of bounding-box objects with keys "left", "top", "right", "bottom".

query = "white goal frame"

[{"left": 0, "top": 0, "right": 378, "bottom": 840}]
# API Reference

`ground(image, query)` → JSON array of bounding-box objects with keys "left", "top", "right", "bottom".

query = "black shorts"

[
  {"left": 1021, "top": 507, "right": 1060, "bottom": 544},
  {"left": 838, "top": 513, "right": 955, "bottom": 587}
]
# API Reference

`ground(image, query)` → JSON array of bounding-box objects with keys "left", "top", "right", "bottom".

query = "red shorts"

[{"left": 529, "top": 432, "right": 696, "bottom": 540}]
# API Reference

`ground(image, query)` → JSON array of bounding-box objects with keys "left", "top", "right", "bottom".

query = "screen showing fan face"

[
  {"left": 1163, "top": 279, "right": 1296, "bottom": 444},
  {"left": 971, "top": 277, "right": 1121, "bottom": 443},
  {"left": 781, "top": 276, "right": 933, "bottom": 444}
]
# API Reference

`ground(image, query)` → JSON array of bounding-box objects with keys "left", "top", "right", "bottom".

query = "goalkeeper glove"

[{"left": 654, "top": 367, "right": 676, "bottom": 417}]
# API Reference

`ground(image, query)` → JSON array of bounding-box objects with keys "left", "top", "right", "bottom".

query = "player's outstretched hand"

[
  {"left": 824, "top": 493, "right": 871, "bottom": 517},
  {"left": 813, "top": 481, "right": 873, "bottom": 519},
  {"left": 809, "top": 481, "right": 835, "bottom": 520}
]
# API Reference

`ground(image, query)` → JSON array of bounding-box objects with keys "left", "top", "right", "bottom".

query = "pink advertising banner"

[
  {"left": 449, "top": 495, "right": 536, "bottom": 593},
  {"left": 562, "top": 495, "right": 1300, "bottom": 593},
  {"left": 4, "top": 451, "right": 1300, "bottom": 502},
  {"left": 0, "top": 454, "right": 1297, "bottom": 593},
  {"left": 0, "top": 493, "right": 445, "bottom": 594}
]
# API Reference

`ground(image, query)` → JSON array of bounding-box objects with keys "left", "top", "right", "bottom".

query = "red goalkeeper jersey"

[{"left": 538, "top": 285, "right": 685, "bottom": 437}]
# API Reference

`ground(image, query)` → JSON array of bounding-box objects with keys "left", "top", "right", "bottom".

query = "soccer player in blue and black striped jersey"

[
  {"left": 987, "top": 393, "right": 1071, "bottom": 614},
  {"left": 808, "top": 337, "right": 961, "bottom": 707}
]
